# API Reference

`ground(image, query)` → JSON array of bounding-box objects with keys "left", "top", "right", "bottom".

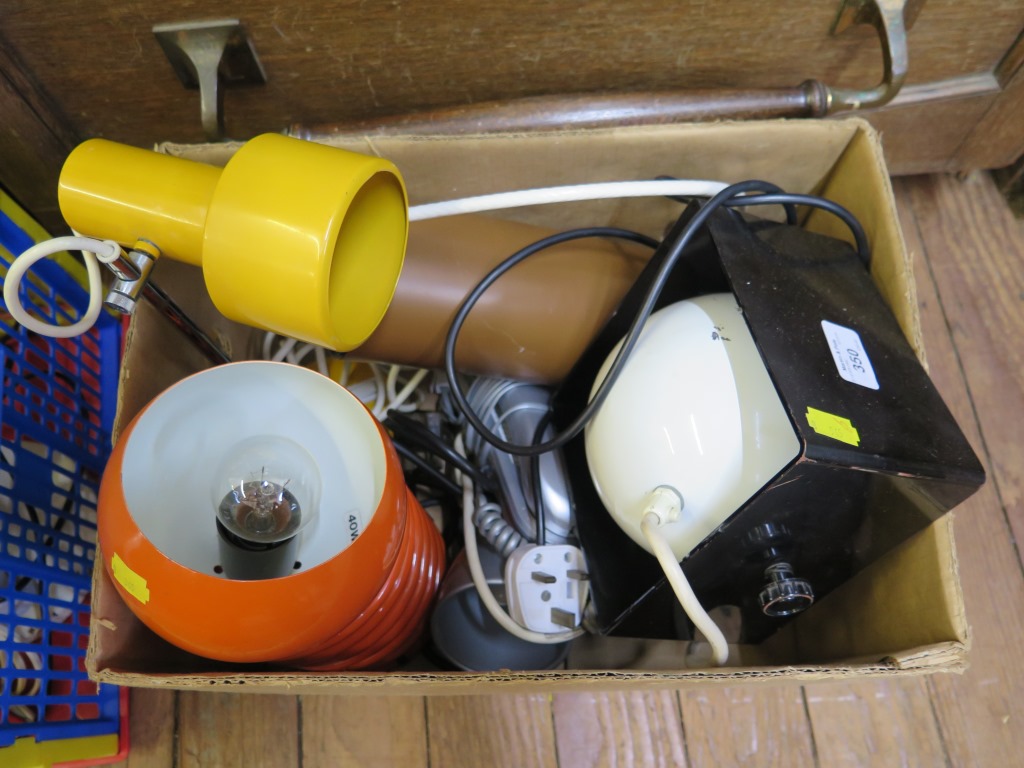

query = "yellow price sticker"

[
  {"left": 805, "top": 406, "right": 860, "bottom": 447},
  {"left": 111, "top": 552, "right": 150, "bottom": 604}
]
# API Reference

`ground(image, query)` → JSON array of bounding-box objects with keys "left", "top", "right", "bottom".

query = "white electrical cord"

[
  {"left": 408, "top": 179, "right": 730, "bottom": 221},
  {"left": 385, "top": 365, "right": 429, "bottom": 413},
  {"left": 262, "top": 332, "right": 332, "bottom": 376},
  {"left": 455, "top": 433, "right": 583, "bottom": 645},
  {"left": 640, "top": 511, "right": 729, "bottom": 667},
  {"left": 2, "top": 235, "right": 121, "bottom": 338},
  {"left": 314, "top": 346, "right": 328, "bottom": 379},
  {"left": 261, "top": 332, "right": 431, "bottom": 417},
  {"left": 365, "top": 363, "right": 388, "bottom": 417},
  {"left": 269, "top": 335, "right": 299, "bottom": 363}
]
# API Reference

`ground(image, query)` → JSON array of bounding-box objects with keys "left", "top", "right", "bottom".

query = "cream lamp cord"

[
  {"left": 3, "top": 235, "right": 121, "bottom": 338},
  {"left": 261, "top": 330, "right": 432, "bottom": 419},
  {"left": 455, "top": 433, "right": 584, "bottom": 645},
  {"left": 408, "top": 179, "right": 730, "bottom": 221},
  {"left": 639, "top": 507, "right": 729, "bottom": 667}
]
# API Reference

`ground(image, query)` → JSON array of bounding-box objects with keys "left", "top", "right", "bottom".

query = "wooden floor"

[{"left": 113, "top": 172, "right": 1024, "bottom": 768}]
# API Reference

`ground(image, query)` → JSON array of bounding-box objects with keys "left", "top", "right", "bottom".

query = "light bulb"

[{"left": 212, "top": 435, "right": 322, "bottom": 547}]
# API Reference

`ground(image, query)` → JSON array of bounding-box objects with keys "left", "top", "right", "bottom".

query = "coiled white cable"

[
  {"left": 473, "top": 500, "right": 523, "bottom": 559},
  {"left": 408, "top": 179, "right": 730, "bottom": 221},
  {"left": 3, "top": 236, "right": 121, "bottom": 338}
]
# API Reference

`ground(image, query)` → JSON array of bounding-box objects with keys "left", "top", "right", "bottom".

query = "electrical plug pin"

[
  {"left": 550, "top": 607, "right": 577, "bottom": 629},
  {"left": 505, "top": 544, "right": 590, "bottom": 634}
]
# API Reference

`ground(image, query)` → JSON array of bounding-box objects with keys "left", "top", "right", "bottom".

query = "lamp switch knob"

[{"left": 758, "top": 562, "right": 814, "bottom": 618}]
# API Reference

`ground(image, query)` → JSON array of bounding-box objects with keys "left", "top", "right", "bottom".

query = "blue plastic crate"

[{"left": 0, "top": 206, "right": 122, "bottom": 750}]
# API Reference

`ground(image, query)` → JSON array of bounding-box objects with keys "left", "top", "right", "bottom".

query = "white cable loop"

[
  {"left": 387, "top": 367, "right": 429, "bottom": 413},
  {"left": 3, "top": 236, "right": 120, "bottom": 339},
  {"left": 408, "top": 179, "right": 730, "bottom": 221},
  {"left": 262, "top": 330, "right": 276, "bottom": 360},
  {"left": 91, "top": 241, "right": 122, "bottom": 264},
  {"left": 314, "top": 346, "right": 329, "bottom": 377},
  {"left": 368, "top": 363, "right": 389, "bottom": 418},
  {"left": 269, "top": 336, "right": 299, "bottom": 363},
  {"left": 291, "top": 343, "right": 317, "bottom": 366}
]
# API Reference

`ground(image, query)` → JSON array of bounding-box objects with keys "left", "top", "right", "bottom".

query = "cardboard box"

[{"left": 87, "top": 118, "right": 969, "bottom": 693}]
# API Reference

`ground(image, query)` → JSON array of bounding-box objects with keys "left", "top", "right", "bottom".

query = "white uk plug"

[{"left": 504, "top": 544, "right": 590, "bottom": 633}]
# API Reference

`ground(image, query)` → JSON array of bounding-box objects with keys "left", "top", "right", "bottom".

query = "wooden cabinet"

[{"left": 1, "top": 1, "right": 1022, "bottom": 227}]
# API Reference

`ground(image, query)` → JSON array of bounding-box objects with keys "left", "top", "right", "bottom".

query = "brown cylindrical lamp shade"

[{"left": 352, "top": 214, "right": 653, "bottom": 383}]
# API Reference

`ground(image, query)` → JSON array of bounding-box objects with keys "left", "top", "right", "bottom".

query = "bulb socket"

[{"left": 215, "top": 518, "right": 300, "bottom": 580}]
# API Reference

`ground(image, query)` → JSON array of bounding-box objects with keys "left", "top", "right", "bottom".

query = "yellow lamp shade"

[{"left": 57, "top": 134, "right": 408, "bottom": 350}]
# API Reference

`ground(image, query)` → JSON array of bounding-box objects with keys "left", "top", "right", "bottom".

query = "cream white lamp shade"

[{"left": 585, "top": 293, "right": 801, "bottom": 560}]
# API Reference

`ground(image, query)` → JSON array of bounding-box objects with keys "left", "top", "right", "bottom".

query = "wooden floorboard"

[
  {"left": 102, "top": 172, "right": 1024, "bottom": 767},
  {"left": 898, "top": 172, "right": 1024, "bottom": 768},
  {"left": 301, "top": 695, "right": 429, "bottom": 768},
  {"left": 425, "top": 694, "right": 559, "bottom": 767},
  {"left": 123, "top": 689, "right": 175, "bottom": 768},
  {"left": 552, "top": 691, "right": 687, "bottom": 768},
  {"left": 678, "top": 686, "right": 816, "bottom": 767},
  {"left": 903, "top": 172, "right": 1024, "bottom": 564},
  {"left": 802, "top": 679, "right": 949, "bottom": 767},
  {"left": 177, "top": 692, "right": 300, "bottom": 768}
]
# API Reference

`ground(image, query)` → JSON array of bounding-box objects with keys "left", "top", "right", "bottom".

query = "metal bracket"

[
  {"left": 102, "top": 242, "right": 231, "bottom": 364},
  {"left": 826, "top": 0, "right": 919, "bottom": 113},
  {"left": 105, "top": 243, "right": 157, "bottom": 314},
  {"left": 154, "top": 19, "right": 266, "bottom": 141}
]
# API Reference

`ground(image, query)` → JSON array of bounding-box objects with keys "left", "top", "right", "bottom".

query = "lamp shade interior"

[{"left": 120, "top": 362, "right": 386, "bottom": 577}]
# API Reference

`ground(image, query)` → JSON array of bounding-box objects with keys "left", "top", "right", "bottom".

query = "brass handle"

[
  {"left": 153, "top": 20, "right": 266, "bottom": 141},
  {"left": 152, "top": 3, "right": 912, "bottom": 139},
  {"left": 825, "top": 0, "right": 914, "bottom": 113},
  {"left": 292, "top": 0, "right": 914, "bottom": 140}
]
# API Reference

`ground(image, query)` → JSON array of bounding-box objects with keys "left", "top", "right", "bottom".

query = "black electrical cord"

[
  {"left": 411, "top": 492, "right": 461, "bottom": 561},
  {"left": 655, "top": 175, "right": 799, "bottom": 225},
  {"left": 444, "top": 226, "right": 659, "bottom": 458},
  {"left": 656, "top": 177, "right": 866, "bottom": 262},
  {"left": 530, "top": 410, "right": 553, "bottom": 546},
  {"left": 384, "top": 411, "right": 486, "bottom": 486},
  {"left": 391, "top": 438, "right": 462, "bottom": 497},
  {"left": 444, "top": 180, "right": 872, "bottom": 458},
  {"left": 385, "top": 411, "right": 476, "bottom": 475},
  {"left": 723, "top": 193, "right": 870, "bottom": 267}
]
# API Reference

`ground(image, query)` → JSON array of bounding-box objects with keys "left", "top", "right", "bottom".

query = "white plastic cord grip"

[
  {"left": 645, "top": 485, "right": 683, "bottom": 525},
  {"left": 3, "top": 235, "right": 121, "bottom": 339}
]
